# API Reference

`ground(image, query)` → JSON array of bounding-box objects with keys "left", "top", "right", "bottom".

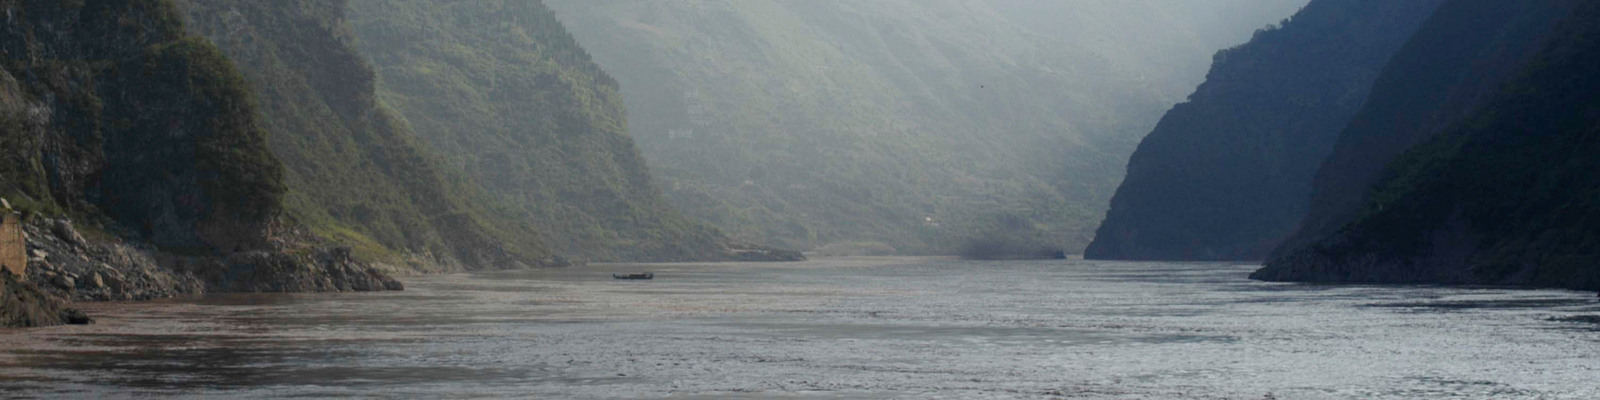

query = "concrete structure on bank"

[{"left": 1, "top": 213, "right": 25, "bottom": 280}]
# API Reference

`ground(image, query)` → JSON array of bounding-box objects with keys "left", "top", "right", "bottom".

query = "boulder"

[
  {"left": 51, "top": 274, "right": 74, "bottom": 290},
  {"left": 87, "top": 272, "right": 105, "bottom": 289},
  {"left": 51, "top": 219, "right": 86, "bottom": 247}
]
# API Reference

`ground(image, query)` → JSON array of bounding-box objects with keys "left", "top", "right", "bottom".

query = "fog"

[{"left": 544, "top": 0, "right": 1309, "bottom": 257}]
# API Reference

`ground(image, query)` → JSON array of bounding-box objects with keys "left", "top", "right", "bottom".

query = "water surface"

[{"left": 2, "top": 257, "right": 1597, "bottom": 399}]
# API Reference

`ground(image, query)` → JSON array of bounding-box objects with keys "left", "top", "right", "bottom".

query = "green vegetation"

[
  {"left": 0, "top": 0, "right": 284, "bottom": 252},
  {"left": 1258, "top": 1, "right": 1600, "bottom": 290},
  {"left": 346, "top": 0, "right": 727, "bottom": 262},
  {"left": 544, "top": 0, "right": 1303, "bottom": 256},
  {"left": 174, "top": 0, "right": 549, "bottom": 269}
]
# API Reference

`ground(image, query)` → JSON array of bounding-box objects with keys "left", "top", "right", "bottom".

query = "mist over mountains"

[
  {"left": 544, "top": 0, "right": 1304, "bottom": 255},
  {"left": 9, "top": 0, "right": 1600, "bottom": 332}
]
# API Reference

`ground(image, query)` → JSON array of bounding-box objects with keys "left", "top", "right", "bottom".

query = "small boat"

[{"left": 612, "top": 272, "right": 654, "bottom": 280}]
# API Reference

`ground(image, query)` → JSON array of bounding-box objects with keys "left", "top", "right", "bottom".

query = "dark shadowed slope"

[
  {"left": 1269, "top": 0, "right": 1577, "bottom": 259},
  {"left": 1085, "top": 0, "right": 1444, "bottom": 261},
  {"left": 1256, "top": 2, "right": 1600, "bottom": 291}
]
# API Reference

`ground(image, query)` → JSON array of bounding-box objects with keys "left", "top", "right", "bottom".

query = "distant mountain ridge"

[{"left": 544, "top": 0, "right": 1304, "bottom": 255}]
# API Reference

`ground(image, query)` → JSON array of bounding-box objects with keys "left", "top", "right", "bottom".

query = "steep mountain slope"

[
  {"left": 345, "top": 0, "right": 734, "bottom": 262},
  {"left": 1256, "top": 3, "right": 1600, "bottom": 290},
  {"left": 1269, "top": 0, "right": 1577, "bottom": 259},
  {"left": 174, "top": 0, "right": 543, "bottom": 270},
  {"left": 1, "top": 0, "right": 285, "bottom": 253},
  {"left": 1, "top": 0, "right": 401, "bottom": 327},
  {"left": 1085, "top": 0, "right": 1445, "bottom": 261},
  {"left": 545, "top": 0, "right": 1302, "bottom": 255}
]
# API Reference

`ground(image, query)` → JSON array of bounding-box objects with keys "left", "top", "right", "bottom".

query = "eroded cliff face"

[
  {"left": 1256, "top": 2, "right": 1600, "bottom": 291},
  {"left": 1085, "top": 0, "right": 1445, "bottom": 261}
]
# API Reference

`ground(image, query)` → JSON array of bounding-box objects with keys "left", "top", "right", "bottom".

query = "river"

[{"left": 2, "top": 257, "right": 1597, "bottom": 399}]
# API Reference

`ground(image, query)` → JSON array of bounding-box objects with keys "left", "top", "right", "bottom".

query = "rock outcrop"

[
  {"left": 180, "top": 247, "right": 404, "bottom": 293},
  {"left": 2, "top": 272, "right": 89, "bottom": 328}
]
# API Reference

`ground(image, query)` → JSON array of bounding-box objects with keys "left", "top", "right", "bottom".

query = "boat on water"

[{"left": 612, "top": 272, "right": 654, "bottom": 280}]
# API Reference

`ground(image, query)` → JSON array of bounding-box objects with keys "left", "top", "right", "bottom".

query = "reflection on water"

[{"left": 2, "top": 257, "right": 1598, "bottom": 399}]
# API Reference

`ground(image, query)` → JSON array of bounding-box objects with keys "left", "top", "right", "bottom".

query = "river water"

[{"left": 1, "top": 257, "right": 1597, "bottom": 399}]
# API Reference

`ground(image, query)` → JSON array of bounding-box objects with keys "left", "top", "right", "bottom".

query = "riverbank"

[
  {"left": 3, "top": 258, "right": 1596, "bottom": 398},
  {"left": 0, "top": 215, "right": 405, "bottom": 328}
]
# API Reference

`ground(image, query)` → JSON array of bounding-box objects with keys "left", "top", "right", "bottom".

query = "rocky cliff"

[
  {"left": 173, "top": 0, "right": 543, "bottom": 271},
  {"left": 1256, "top": 2, "right": 1600, "bottom": 290},
  {"left": 0, "top": 0, "right": 403, "bottom": 327},
  {"left": 1085, "top": 0, "right": 1444, "bottom": 261},
  {"left": 1, "top": 0, "right": 285, "bottom": 253}
]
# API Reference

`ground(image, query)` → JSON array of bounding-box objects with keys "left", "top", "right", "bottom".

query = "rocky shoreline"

[
  {"left": 2, "top": 214, "right": 802, "bottom": 329},
  {"left": 1, "top": 215, "right": 404, "bottom": 328},
  {"left": 1, "top": 273, "right": 89, "bottom": 328}
]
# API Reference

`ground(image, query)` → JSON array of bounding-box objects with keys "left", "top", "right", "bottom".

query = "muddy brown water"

[{"left": 1, "top": 257, "right": 1598, "bottom": 399}]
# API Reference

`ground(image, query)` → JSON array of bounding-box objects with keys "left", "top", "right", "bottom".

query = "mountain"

[
  {"left": 1085, "top": 0, "right": 1445, "bottom": 261},
  {"left": 1268, "top": 0, "right": 1577, "bottom": 259},
  {"left": 1256, "top": 1, "right": 1600, "bottom": 290},
  {"left": 344, "top": 0, "right": 739, "bottom": 262},
  {"left": 1, "top": 0, "right": 406, "bottom": 327},
  {"left": 173, "top": 0, "right": 544, "bottom": 271},
  {"left": 1, "top": 0, "right": 286, "bottom": 253},
  {"left": 544, "top": 0, "right": 1303, "bottom": 256}
]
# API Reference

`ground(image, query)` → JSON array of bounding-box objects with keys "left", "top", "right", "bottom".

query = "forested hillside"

[
  {"left": 1, "top": 0, "right": 407, "bottom": 326},
  {"left": 545, "top": 0, "right": 1302, "bottom": 256},
  {"left": 1086, "top": 0, "right": 1444, "bottom": 261},
  {"left": 1257, "top": 1, "right": 1600, "bottom": 290},
  {"left": 346, "top": 0, "right": 732, "bottom": 262},
  {"left": 1, "top": 0, "right": 285, "bottom": 252},
  {"left": 174, "top": 0, "right": 542, "bottom": 270}
]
